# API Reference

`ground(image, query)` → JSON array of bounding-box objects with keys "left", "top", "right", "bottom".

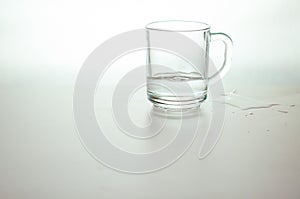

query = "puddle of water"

[
  {"left": 198, "top": 90, "right": 298, "bottom": 160},
  {"left": 213, "top": 90, "right": 296, "bottom": 113}
]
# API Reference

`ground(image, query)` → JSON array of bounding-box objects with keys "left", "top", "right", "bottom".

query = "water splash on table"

[{"left": 212, "top": 90, "right": 296, "bottom": 113}]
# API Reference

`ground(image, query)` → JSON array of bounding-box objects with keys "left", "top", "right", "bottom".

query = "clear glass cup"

[{"left": 146, "top": 20, "right": 233, "bottom": 110}]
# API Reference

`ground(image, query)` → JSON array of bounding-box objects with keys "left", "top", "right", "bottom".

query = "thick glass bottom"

[{"left": 147, "top": 93, "right": 206, "bottom": 111}]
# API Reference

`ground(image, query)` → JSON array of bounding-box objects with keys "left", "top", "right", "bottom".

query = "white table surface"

[{"left": 1, "top": 63, "right": 299, "bottom": 199}]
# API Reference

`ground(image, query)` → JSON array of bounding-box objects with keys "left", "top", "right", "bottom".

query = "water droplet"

[
  {"left": 229, "top": 89, "right": 237, "bottom": 95},
  {"left": 244, "top": 112, "right": 253, "bottom": 117},
  {"left": 276, "top": 110, "right": 288, "bottom": 114}
]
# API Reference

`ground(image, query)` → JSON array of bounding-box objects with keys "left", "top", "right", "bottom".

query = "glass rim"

[{"left": 145, "top": 20, "right": 211, "bottom": 32}]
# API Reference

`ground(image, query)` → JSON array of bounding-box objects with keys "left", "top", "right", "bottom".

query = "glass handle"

[{"left": 208, "top": 32, "right": 233, "bottom": 83}]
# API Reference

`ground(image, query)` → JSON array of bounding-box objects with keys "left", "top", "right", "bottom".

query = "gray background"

[{"left": 1, "top": 0, "right": 300, "bottom": 198}]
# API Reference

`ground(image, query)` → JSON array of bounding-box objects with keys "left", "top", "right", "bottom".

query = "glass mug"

[{"left": 146, "top": 20, "right": 233, "bottom": 110}]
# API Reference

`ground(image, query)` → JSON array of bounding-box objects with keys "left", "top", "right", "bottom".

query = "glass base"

[{"left": 147, "top": 93, "right": 206, "bottom": 112}]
